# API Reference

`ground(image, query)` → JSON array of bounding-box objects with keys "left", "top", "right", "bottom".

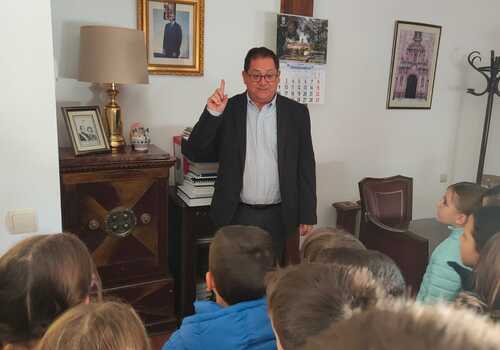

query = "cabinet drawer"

[
  {"left": 104, "top": 277, "right": 176, "bottom": 333},
  {"left": 185, "top": 207, "right": 216, "bottom": 238}
]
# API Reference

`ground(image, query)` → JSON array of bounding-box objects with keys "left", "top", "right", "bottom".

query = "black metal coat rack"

[{"left": 466, "top": 50, "right": 500, "bottom": 183}]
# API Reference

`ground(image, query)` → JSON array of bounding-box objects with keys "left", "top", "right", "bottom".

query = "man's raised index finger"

[{"left": 220, "top": 79, "right": 225, "bottom": 94}]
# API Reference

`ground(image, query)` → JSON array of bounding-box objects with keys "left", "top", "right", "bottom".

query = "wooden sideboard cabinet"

[
  {"left": 168, "top": 189, "right": 216, "bottom": 319},
  {"left": 59, "top": 145, "right": 176, "bottom": 334}
]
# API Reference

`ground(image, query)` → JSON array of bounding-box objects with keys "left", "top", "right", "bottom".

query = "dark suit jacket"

[
  {"left": 163, "top": 21, "right": 182, "bottom": 58},
  {"left": 182, "top": 92, "right": 317, "bottom": 235}
]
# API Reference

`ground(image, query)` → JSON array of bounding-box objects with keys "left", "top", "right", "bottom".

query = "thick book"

[
  {"left": 178, "top": 184, "right": 214, "bottom": 198},
  {"left": 177, "top": 190, "right": 212, "bottom": 207},
  {"left": 184, "top": 177, "right": 216, "bottom": 187},
  {"left": 188, "top": 162, "right": 218, "bottom": 175},
  {"left": 186, "top": 171, "right": 217, "bottom": 181},
  {"left": 173, "top": 133, "right": 218, "bottom": 185}
]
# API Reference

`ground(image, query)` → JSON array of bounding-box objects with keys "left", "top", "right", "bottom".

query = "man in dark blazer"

[
  {"left": 163, "top": 4, "right": 182, "bottom": 58},
  {"left": 182, "top": 47, "right": 316, "bottom": 257}
]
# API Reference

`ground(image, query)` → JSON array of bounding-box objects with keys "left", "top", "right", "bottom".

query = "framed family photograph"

[
  {"left": 62, "top": 106, "right": 110, "bottom": 156},
  {"left": 387, "top": 21, "right": 442, "bottom": 109},
  {"left": 137, "top": 0, "right": 204, "bottom": 75}
]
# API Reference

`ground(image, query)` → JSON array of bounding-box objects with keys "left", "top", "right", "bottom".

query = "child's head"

[
  {"left": 207, "top": 225, "right": 275, "bottom": 306},
  {"left": 266, "top": 263, "right": 384, "bottom": 350},
  {"left": 436, "top": 182, "right": 485, "bottom": 227},
  {"left": 471, "top": 232, "right": 500, "bottom": 318},
  {"left": 0, "top": 233, "right": 100, "bottom": 347},
  {"left": 36, "top": 301, "right": 150, "bottom": 350},
  {"left": 482, "top": 185, "right": 500, "bottom": 207},
  {"left": 303, "top": 301, "right": 500, "bottom": 350},
  {"left": 300, "top": 227, "right": 365, "bottom": 262},
  {"left": 461, "top": 206, "right": 500, "bottom": 267},
  {"left": 315, "top": 248, "right": 405, "bottom": 297}
]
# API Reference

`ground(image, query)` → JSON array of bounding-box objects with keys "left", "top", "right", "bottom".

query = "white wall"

[
  {"left": 312, "top": 1, "right": 500, "bottom": 226},
  {"left": 0, "top": 0, "right": 61, "bottom": 253},
  {"left": 51, "top": 0, "right": 500, "bottom": 229},
  {"left": 481, "top": 99, "right": 500, "bottom": 176}
]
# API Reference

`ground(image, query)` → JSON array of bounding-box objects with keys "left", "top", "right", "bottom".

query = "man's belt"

[{"left": 240, "top": 202, "right": 281, "bottom": 210}]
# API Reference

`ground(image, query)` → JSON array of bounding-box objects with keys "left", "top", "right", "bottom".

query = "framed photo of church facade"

[
  {"left": 387, "top": 21, "right": 442, "bottom": 109},
  {"left": 137, "top": 0, "right": 204, "bottom": 75}
]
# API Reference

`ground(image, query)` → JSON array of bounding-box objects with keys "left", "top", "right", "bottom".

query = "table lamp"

[{"left": 79, "top": 25, "right": 149, "bottom": 149}]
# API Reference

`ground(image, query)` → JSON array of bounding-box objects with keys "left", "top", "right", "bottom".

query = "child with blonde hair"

[
  {"left": 0, "top": 233, "right": 101, "bottom": 349},
  {"left": 36, "top": 301, "right": 150, "bottom": 350}
]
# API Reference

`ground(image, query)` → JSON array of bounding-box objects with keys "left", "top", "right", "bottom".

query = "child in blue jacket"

[
  {"left": 162, "top": 225, "right": 276, "bottom": 350},
  {"left": 417, "top": 182, "right": 484, "bottom": 303}
]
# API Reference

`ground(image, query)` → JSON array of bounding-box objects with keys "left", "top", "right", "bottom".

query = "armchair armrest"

[
  {"left": 360, "top": 214, "right": 429, "bottom": 295},
  {"left": 366, "top": 213, "right": 427, "bottom": 242}
]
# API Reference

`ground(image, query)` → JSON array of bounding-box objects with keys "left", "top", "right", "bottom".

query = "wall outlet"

[
  {"left": 5, "top": 209, "right": 38, "bottom": 234},
  {"left": 439, "top": 174, "right": 448, "bottom": 183}
]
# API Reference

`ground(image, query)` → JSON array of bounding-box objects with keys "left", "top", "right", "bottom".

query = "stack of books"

[
  {"left": 174, "top": 130, "right": 218, "bottom": 207},
  {"left": 182, "top": 127, "right": 192, "bottom": 139},
  {"left": 177, "top": 163, "right": 218, "bottom": 206}
]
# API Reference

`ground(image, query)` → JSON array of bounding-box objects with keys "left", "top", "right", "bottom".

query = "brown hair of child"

[
  {"left": 209, "top": 225, "right": 275, "bottom": 305},
  {"left": 266, "top": 263, "right": 385, "bottom": 350},
  {"left": 0, "top": 233, "right": 101, "bottom": 348},
  {"left": 300, "top": 227, "right": 365, "bottom": 262},
  {"left": 448, "top": 182, "right": 486, "bottom": 215},
  {"left": 458, "top": 232, "right": 500, "bottom": 321},
  {"left": 315, "top": 247, "right": 406, "bottom": 297}
]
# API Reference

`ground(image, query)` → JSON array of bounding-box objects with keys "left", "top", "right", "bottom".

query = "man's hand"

[
  {"left": 299, "top": 224, "right": 314, "bottom": 236},
  {"left": 207, "top": 79, "right": 229, "bottom": 114}
]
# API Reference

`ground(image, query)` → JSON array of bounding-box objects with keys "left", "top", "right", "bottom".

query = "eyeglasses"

[{"left": 247, "top": 72, "right": 279, "bottom": 82}]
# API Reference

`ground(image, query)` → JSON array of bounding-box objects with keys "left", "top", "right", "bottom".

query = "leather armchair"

[{"left": 358, "top": 175, "right": 428, "bottom": 294}]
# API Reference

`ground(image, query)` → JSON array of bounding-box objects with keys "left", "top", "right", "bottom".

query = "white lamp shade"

[{"left": 79, "top": 25, "right": 149, "bottom": 84}]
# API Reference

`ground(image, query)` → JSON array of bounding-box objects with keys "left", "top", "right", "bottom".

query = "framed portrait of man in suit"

[{"left": 137, "top": 0, "right": 204, "bottom": 75}]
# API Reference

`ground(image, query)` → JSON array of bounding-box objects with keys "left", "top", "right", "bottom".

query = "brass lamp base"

[{"left": 105, "top": 83, "right": 125, "bottom": 149}]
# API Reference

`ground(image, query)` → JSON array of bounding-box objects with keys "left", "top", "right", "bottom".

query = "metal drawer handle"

[
  {"left": 105, "top": 207, "right": 137, "bottom": 238},
  {"left": 140, "top": 213, "right": 152, "bottom": 225},
  {"left": 88, "top": 219, "right": 100, "bottom": 231}
]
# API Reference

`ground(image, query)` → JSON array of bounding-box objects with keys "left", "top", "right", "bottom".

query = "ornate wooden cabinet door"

[{"left": 59, "top": 145, "right": 176, "bottom": 334}]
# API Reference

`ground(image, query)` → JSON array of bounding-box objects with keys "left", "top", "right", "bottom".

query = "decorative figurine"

[{"left": 130, "top": 122, "right": 151, "bottom": 152}]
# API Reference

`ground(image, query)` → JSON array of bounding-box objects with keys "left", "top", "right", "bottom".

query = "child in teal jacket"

[{"left": 417, "top": 182, "right": 484, "bottom": 303}]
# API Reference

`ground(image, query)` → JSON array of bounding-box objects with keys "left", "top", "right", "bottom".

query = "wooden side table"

[
  {"left": 59, "top": 145, "right": 176, "bottom": 334},
  {"left": 332, "top": 201, "right": 361, "bottom": 235},
  {"left": 168, "top": 189, "right": 216, "bottom": 319}
]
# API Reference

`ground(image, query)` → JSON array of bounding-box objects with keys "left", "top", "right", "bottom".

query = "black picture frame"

[
  {"left": 62, "top": 106, "right": 110, "bottom": 155},
  {"left": 387, "top": 21, "right": 442, "bottom": 109}
]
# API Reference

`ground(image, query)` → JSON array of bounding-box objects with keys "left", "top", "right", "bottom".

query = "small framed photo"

[
  {"left": 387, "top": 21, "right": 442, "bottom": 109},
  {"left": 137, "top": 0, "right": 204, "bottom": 75},
  {"left": 62, "top": 106, "right": 110, "bottom": 155}
]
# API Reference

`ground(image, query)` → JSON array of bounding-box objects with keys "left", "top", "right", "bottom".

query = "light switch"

[{"left": 6, "top": 209, "right": 38, "bottom": 234}]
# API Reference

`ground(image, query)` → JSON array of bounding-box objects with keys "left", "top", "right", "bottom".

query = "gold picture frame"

[
  {"left": 137, "top": 0, "right": 204, "bottom": 75},
  {"left": 62, "top": 106, "right": 111, "bottom": 156}
]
